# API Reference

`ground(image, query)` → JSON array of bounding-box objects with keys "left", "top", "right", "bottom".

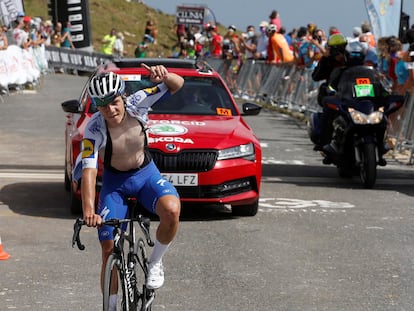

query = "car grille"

[
  {"left": 176, "top": 177, "right": 258, "bottom": 199},
  {"left": 149, "top": 149, "right": 218, "bottom": 172}
]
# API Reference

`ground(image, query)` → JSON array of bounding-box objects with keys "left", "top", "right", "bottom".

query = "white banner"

[
  {"left": 0, "top": 45, "right": 41, "bottom": 89},
  {"left": 364, "top": 0, "right": 402, "bottom": 39},
  {"left": 0, "top": 0, "right": 24, "bottom": 26}
]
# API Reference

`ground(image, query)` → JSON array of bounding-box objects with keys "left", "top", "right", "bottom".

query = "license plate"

[{"left": 162, "top": 173, "right": 198, "bottom": 186}]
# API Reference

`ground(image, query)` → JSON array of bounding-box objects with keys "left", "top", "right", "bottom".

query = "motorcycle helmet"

[
  {"left": 88, "top": 72, "right": 125, "bottom": 107},
  {"left": 327, "top": 33, "right": 347, "bottom": 57},
  {"left": 327, "top": 33, "right": 347, "bottom": 48}
]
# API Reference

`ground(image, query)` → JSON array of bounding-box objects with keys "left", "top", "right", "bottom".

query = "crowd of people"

[
  {"left": 170, "top": 9, "right": 414, "bottom": 97},
  {"left": 2, "top": 8, "right": 414, "bottom": 99}
]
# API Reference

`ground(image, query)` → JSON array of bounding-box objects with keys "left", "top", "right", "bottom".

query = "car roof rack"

[{"left": 110, "top": 58, "right": 213, "bottom": 73}]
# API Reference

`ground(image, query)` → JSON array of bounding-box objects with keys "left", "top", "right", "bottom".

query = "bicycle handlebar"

[{"left": 72, "top": 216, "right": 154, "bottom": 251}]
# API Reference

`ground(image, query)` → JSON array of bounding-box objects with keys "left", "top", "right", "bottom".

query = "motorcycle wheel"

[{"left": 359, "top": 143, "right": 377, "bottom": 189}]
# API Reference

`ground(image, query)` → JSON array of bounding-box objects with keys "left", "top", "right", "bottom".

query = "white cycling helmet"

[{"left": 88, "top": 72, "right": 125, "bottom": 106}]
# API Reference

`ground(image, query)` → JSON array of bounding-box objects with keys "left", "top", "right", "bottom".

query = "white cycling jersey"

[{"left": 72, "top": 82, "right": 170, "bottom": 181}]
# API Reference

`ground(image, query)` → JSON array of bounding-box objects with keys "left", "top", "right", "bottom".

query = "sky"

[{"left": 146, "top": 0, "right": 414, "bottom": 37}]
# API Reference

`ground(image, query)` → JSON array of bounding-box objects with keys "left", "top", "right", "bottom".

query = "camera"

[{"left": 312, "top": 34, "right": 322, "bottom": 44}]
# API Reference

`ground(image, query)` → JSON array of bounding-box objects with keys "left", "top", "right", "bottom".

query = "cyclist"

[{"left": 75, "top": 64, "right": 184, "bottom": 309}]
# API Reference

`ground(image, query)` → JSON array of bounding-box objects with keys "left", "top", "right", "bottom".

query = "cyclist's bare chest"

[{"left": 107, "top": 116, "right": 145, "bottom": 156}]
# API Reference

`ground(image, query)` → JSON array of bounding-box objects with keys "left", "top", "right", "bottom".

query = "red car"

[{"left": 62, "top": 58, "right": 262, "bottom": 216}]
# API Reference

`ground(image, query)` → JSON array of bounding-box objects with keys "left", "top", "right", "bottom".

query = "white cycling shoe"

[{"left": 146, "top": 261, "right": 164, "bottom": 289}]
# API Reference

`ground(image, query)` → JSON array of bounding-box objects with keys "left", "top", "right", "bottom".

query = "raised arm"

[{"left": 141, "top": 63, "right": 184, "bottom": 94}]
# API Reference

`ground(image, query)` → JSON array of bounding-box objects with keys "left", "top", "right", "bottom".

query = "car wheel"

[
  {"left": 231, "top": 200, "right": 259, "bottom": 217},
  {"left": 70, "top": 186, "right": 82, "bottom": 215}
]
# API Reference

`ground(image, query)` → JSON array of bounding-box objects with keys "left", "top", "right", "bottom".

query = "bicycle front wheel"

[
  {"left": 103, "top": 254, "right": 125, "bottom": 311},
  {"left": 134, "top": 238, "right": 154, "bottom": 311}
]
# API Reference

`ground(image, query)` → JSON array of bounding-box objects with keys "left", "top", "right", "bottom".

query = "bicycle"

[{"left": 72, "top": 198, "right": 155, "bottom": 311}]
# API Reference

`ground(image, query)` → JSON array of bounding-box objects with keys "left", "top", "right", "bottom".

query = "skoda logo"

[
  {"left": 148, "top": 124, "right": 188, "bottom": 136},
  {"left": 166, "top": 143, "right": 176, "bottom": 151}
]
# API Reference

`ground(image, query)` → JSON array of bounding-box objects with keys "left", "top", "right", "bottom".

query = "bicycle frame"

[{"left": 72, "top": 200, "right": 155, "bottom": 311}]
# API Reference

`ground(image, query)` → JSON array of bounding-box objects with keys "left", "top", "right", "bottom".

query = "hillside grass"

[{"left": 23, "top": 0, "right": 181, "bottom": 57}]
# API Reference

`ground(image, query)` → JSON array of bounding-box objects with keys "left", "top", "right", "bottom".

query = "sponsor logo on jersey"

[
  {"left": 143, "top": 86, "right": 160, "bottom": 95},
  {"left": 82, "top": 139, "right": 95, "bottom": 158}
]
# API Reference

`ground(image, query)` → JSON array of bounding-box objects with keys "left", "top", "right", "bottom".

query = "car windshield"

[{"left": 124, "top": 76, "right": 238, "bottom": 116}]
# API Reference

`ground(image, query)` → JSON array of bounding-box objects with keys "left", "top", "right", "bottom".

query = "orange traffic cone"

[{"left": 0, "top": 235, "right": 10, "bottom": 260}]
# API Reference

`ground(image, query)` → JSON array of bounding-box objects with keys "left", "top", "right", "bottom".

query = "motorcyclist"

[{"left": 311, "top": 33, "right": 365, "bottom": 153}]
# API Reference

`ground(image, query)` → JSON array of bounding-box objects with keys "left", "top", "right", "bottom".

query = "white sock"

[
  {"left": 149, "top": 239, "right": 170, "bottom": 264},
  {"left": 109, "top": 294, "right": 117, "bottom": 311}
]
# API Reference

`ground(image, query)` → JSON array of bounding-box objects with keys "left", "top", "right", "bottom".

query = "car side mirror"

[
  {"left": 61, "top": 99, "right": 81, "bottom": 113},
  {"left": 242, "top": 102, "right": 261, "bottom": 116}
]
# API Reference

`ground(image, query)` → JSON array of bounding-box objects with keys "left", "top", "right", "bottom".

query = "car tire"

[
  {"left": 231, "top": 200, "right": 258, "bottom": 217},
  {"left": 64, "top": 168, "right": 71, "bottom": 191},
  {"left": 70, "top": 186, "right": 82, "bottom": 215}
]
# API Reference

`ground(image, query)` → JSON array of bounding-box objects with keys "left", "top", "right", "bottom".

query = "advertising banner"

[
  {"left": 0, "top": 0, "right": 24, "bottom": 26},
  {"left": 176, "top": 6, "right": 205, "bottom": 25},
  {"left": 364, "top": 0, "right": 402, "bottom": 39},
  {"left": 48, "top": 0, "right": 92, "bottom": 49}
]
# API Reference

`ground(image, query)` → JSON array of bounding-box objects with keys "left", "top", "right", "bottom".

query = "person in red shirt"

[{"left": 209, "top": 26, "right": 222, "bottom": 58}]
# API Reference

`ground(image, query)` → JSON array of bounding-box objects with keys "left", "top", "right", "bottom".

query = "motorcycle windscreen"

[{"left": 336, "top": 66, "right": 383, "bottom": 103}]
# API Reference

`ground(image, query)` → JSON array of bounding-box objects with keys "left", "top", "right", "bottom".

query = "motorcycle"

[{"left": 308, "top": 65, "right": 405, "bottom": 188}]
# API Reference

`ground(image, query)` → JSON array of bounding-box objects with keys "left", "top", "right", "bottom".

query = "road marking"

[
  {"left": 0, "top": 169, "right": 62, "bottom": 181},
  {"left": 259, "top": 197, "right": 354, "bottom": 213},
  {"left": 262, "top": 157, "right": 305, "bottom": 165},
  {"left": 262, "top": 176, "right": 414, "bottom": 186}
]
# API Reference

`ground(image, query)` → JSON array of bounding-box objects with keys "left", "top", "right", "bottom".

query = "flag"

[{"left": 364, "top": 0, "right": 402, "bottom": 39}]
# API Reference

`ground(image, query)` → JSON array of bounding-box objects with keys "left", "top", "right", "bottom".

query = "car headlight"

[
  {"left": 348, "top": 107, "right": 384, "bottom": 125},
  {"left": 218, "top": 143, "right": 255, "bottom": 161}
]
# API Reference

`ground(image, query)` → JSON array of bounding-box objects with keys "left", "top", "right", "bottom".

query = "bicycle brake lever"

[
  {"left": 72, "top": 218, "right": 86, "bottom": 251},
  {"left": 141, "top": 217, "right": 154, "bottom": 247}
]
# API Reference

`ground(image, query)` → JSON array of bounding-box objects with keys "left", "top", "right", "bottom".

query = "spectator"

[
  {"left": 307, "top": 22, "right": 317, "bottom": 40},
  {"left": 386, "top": 36, "right": 403, "bottom": 91},
  {"left": 43, "top": 20, "right": 53, "bottom": 45},
  {"left": 311, "top": 28, "right": 327, "bottom": 60},
  {"left": 101, "top": 28, "right": 116, "bottom": 55},
  {"left": 173, "top": 23, "right": 186, "bottom": 55},
  {"left": 254, "top": 21, "right": 268, "bottom": 60},
  {"left": 209, "top": 25, "right": 222, "bottom": 58},
  {"left": 328, "top": 26, "right": 341, "bottom": 35},
  {"left": 222, "top": 25, "right": 241, "bottom": 92},
  {"left": 135, "top": 34, "right": 151, "bottom": 58},
  {"left": 61, "top": 21, "right": 75, "bottom": 49},
  {"left": 266, "top": 24, "right": 294, "bottom": 64},
  {"left": 377, "top": 36, "right": 390, "bottom": 76},
  {"left": 113, "top": 32, "right": 125, "bottom": 58},
  {"left": 359, "top": 33, "right": 378, "bottom": 67},
  {"left": 285, "top": 28, "right": 297, "bottom": 51},
  {"left": 269, "top": 10, "right": 281, "bottom": 31},
  {"left": 0, "top": 25, "right": 9, "bottom": 50},
  {"left": 145, "top": 20, "right": 158, "bottom": 44},
  {"left": 51, "top": 22, "right": 62, "bottom": 47},
  {"left": 293, "top": 26, "right": 308, "bottom": 66},
  {"left": 240, "top": 25, "right": 257, "bottom": 60},
  {"left": 13, "top": 16, "right": 31, "bottom": 50},
  {"left": 347, "top": 27, "right": 361, "bottom": 47},
  {"left": 401, "top": 28, "right": 414, "bottom": 93},
  {"left": 361, "top": 21, "right": 376, "bottom": 48}
]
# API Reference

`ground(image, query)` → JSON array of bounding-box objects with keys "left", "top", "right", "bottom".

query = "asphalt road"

[{"left": 1, "top": 74, "right": 414, "bottom": 310}]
